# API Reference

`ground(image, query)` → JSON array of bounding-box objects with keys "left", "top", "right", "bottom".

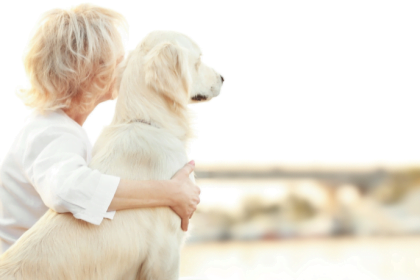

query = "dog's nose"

[{"left": 221, "top": 75, "right": 224, "bottom": 83}]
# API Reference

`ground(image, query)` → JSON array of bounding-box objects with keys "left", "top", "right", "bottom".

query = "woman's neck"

[
  {"left": 63, "top": 108, "right": 91, "bottom": 126},
  {"left": 62, "top": 91, "right": 111, "bottom": 126}
]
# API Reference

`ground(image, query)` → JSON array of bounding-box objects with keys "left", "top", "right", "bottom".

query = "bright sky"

[{"left": 0, "top": 0, "right": 420, "bottom": 167}]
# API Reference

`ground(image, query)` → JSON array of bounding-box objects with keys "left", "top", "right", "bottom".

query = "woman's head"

[{"left": 20, "top": 4, "right": 127, "bottom": 114}]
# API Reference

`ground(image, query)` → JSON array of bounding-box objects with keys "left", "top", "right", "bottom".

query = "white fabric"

[{"left": 0, "top": 109, "right": 120, "bottom": 252}]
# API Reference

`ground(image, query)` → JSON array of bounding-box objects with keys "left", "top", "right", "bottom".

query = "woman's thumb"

[{"left": 184, "top": 160, "right": 195, "bottom": 174}]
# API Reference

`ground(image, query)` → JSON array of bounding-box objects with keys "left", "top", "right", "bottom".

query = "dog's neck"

[
  {"left": 130, "top": 119, "right": 159, "bottom": 128},
  {"left": 112, "top": 79, "right": 193, "bottom": 143}
]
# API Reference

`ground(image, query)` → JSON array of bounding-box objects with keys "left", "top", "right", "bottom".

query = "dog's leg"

[
  {"left": 136, "top": 250, "right": 180, "bottom": 280},
  {"left": 135, "top": 226, "right": 183, "bottom": 280}
]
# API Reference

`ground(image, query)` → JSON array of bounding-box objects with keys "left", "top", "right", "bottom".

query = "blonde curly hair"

[{"left": 19, "top": 4, "right": 127, "bottom": 113}]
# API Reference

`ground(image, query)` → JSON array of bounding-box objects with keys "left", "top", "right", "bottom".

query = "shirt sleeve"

[{"left": 21, "top": 125, "right": 120, "bottom": 225}]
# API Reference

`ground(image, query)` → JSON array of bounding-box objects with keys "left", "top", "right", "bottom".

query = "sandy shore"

[{"left": 180, "top": 236, "right": 420, "bottom": 280}]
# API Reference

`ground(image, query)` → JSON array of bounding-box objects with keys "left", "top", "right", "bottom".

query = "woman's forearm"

[{"left": 107, "top": 179, "right": 174, "bottom": 211}]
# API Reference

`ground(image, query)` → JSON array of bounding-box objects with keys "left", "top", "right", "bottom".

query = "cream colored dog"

[{"left": 0, "top": 30, "right": 223, "bottom": 280}]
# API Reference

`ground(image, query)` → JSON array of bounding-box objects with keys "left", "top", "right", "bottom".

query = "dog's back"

[{"left": 91, "top": 121, "right": 189, "bottom": 182}]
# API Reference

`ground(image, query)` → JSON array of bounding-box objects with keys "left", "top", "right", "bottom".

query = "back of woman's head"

[{"left": 20, "top": 4, "right": 127, "bottom": 113}]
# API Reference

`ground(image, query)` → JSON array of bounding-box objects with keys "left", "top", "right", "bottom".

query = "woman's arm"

[
  {"left": 108, "top": 161, "right": 200, "bottom": 231},
  {"left": 23, "top": 125, "right": 200, "bottom": 230}
]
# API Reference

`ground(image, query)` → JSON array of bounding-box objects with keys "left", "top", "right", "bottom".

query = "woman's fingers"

[
  {"left": 170, "top": 205, "right": 193, "bottom": 231},
  {"left": 170, "top": 160, "right": 195, "bottom": 180},
  {"left": 187, "top": 160, "right": 195, "bottom": 170},
  {"left": 181, "top": 217, "right": 189, "bottom": 231},
  {"left": 182, "top": 160, "right": 196, "bottom": 176}
]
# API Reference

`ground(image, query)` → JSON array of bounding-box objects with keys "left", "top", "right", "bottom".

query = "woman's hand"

[
  {"left": 169, "top": 160, "right": 201, "bottom": 231},
  {"left": 108, "top": 160, "right": 200, "bottom": 232}
]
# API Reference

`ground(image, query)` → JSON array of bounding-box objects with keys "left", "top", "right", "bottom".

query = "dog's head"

[{"left": 140, "top": 31, "right": 223, "bottom": 106}]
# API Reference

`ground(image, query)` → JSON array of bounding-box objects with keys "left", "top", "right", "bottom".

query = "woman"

[{"left": 0, "top": 4, "right": 200, "bottom": 253}]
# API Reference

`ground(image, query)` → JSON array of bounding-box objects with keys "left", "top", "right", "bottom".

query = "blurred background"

[{"left": 1, "top": 0, "right": 420, "bottom": 279}]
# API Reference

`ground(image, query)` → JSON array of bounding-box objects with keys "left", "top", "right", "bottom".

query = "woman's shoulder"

[
  {"left": 17, "top": 109, "right": 90, "bottom": 149},
  {"left": 24, "top": 109, "right": 84, "bottom": 136},
  {"left": 2, "top": 110, "right": 90, "bottom": 169}
]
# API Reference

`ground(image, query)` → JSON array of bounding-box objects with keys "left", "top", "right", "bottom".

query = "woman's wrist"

[{"left": 160, "top": 180, "right": 177, "bottom": 207}]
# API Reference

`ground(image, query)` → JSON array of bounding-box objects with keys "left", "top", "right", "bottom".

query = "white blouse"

[{"left": 0, "top": 109, "right": 120, "bottom": 253}]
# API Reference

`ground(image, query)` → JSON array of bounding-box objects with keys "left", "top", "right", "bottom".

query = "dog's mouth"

[{"left": 191, "top": 94, "right": 208, "bottom": 101}]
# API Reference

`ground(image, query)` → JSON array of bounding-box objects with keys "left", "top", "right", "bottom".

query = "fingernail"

[{"left": 189, "top": 160, "right": 195, "bottom": 166}]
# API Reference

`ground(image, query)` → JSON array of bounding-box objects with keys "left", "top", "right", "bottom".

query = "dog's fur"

[{"left": 0, "top": 30, "right": 223, "bottom": 280}]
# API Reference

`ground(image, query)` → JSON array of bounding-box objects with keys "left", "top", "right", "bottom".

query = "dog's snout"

[{"left": 220, "top": 75, "right": 224, "bottom": 83}]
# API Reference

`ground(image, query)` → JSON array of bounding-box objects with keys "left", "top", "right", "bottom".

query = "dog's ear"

[
  {"left": 144, "top": 42, "right": 191, "bottom": 105},
  {"left": 113, "top": 51, "right": 133, "bottom": 99}
]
